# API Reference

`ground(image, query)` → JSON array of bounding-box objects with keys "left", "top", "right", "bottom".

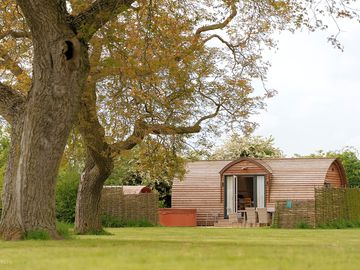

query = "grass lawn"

[{"left": 1, "top": 227, "right": 360, "bottom": 270}]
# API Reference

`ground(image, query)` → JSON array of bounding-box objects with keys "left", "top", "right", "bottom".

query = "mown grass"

[{"left": 0, "top": 227, "right": 360, "bottom": 270}]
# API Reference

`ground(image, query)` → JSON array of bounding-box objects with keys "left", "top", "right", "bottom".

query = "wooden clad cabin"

[{"left": 172, "top": 158, "right": 347, "bottom": 226}]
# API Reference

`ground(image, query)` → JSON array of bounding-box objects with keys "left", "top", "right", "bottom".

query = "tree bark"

[
  {"left": 74, "top": 76, "right": 115, "bottom": 233},
  {"left": 0, "top": 1, "right": 90, "bottom": 240},
  {"left": 75, "top": 152, "right": 113, "bottom": 234}
]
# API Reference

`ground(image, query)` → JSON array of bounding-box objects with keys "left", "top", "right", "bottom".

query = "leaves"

[{"left": 211, "top": 134, "right": 283, "bottom": 160}]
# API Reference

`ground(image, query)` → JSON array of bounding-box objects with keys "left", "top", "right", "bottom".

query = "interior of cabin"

[
  {"left": 237, "top": 176, "right": 254, "bottom": 210},
  {"left": 225, "top": 174, "right": 265, "bottom": 217}
]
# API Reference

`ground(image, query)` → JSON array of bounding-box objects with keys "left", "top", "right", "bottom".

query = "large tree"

[
  {"left": 0, "top": 0, "right": 358, "bottom": 239},
  {"left": 73, "top": 0, "right": 298, "bottom": 233},
  {"left": 0, "top": 0, "right": 141, "bottom": 240}
]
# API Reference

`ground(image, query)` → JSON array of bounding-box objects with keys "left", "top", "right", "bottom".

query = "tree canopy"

[{"left": 210, "top": 134, "right": 283, "bottom": 160}]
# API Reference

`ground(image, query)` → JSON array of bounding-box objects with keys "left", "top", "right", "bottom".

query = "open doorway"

[
  {"left": 237, "top": 176, "right": 254, "bottom": 210},
  {"left": 224, "top": 175, "right": 266, "bottom": 218}
]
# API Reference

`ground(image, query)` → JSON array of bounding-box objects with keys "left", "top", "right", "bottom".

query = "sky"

[{"left": 251, "top": 19, "right": 360, "bottom": 157}]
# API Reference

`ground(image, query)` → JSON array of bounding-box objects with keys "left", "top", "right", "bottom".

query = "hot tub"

[{"left": 158, "top": 208, "right": 197, "bottom": 227}]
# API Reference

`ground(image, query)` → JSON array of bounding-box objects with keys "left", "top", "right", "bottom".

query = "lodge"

[{"left": 171, "top": 158, "right": 347, "bottom": 226}]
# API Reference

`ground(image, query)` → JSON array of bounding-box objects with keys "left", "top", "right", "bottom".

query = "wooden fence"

[
  {"left": 274, "top": 188, "right": 360, "bottom": 228},
  {"left": 100, "top": 187, "right": 159, "bottom": 225},
  {"left": 273, "top": 200, "right": 316, "bottom": 228},
  {"left": 315, "top": 188, "right": 360, "bottom": 225}
]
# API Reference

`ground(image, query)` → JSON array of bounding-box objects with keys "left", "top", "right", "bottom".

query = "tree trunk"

[
  {"left": 0, "top": 13, "right": 90, "bottom": 240},
  {"left": 75, "top": 153, "right": 113, "bottom": 234},
  {"left": 0, "top": 120, "right": 24, "bottom": 240}
]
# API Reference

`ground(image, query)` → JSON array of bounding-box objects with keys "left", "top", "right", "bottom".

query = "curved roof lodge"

[{"left": 171, "top": 158, "right": 347, "bottom": 225}]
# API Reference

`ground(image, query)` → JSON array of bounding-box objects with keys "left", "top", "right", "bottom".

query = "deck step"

[{"left": 213, "top": 218, "right": 245, "bottom": 227}]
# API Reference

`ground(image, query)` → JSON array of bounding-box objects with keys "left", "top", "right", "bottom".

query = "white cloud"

[{"left": 252, "top": 20, "right": 360, "bottom": 156}]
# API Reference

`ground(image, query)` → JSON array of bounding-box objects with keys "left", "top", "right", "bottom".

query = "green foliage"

[
  {"left": 106, "top": 138, "right": 184, "bottom": 207},
  {"left": 60, "top": 129, "right": 85, "bottom": 170},
  {"left": 23, "top": 230, "right": 51, "bottom": 240},
  {"left": 0, "top": 127, "right": 10, "bottom": 211},
  {"left": 23, "top": 222, "right": 73, "bottom": 240},
  {"left": 56, "top": 221, "right": 72, "bottom": 239},
  {"left": 211, "top": 134, "right": 283, "bottom": 160},
  {"left": 317, "top": 220, "right": 360, "bottom": 229},
  {"left": 55, "top": 169, "right": 80, "bottom": 223},
  {"left": 76, "top": 228, "right": 112, "bottom": 235},
  {"left": 101, "top": 214, "right": 154, "bottom": 228},
  {"left": 296, "top": 147, "right": 360, "bottom": 187},
  {"left": 296, "top": 221, "right": 312, "bottom": 229}
]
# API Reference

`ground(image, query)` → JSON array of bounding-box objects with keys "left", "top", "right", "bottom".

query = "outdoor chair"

[
  {"left": 245, "top": 207, "right": 257, "bottom": 226},
  {"left": 257, "top": 208, "right": 270, "bottom": 226}
]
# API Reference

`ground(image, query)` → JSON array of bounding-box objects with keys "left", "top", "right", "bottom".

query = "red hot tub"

[{"left": 158, "top": 208, "right": 197, "bottom": 227}]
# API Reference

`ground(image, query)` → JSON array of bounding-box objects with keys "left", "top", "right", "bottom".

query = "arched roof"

[
  {"left": 217, "top": 157, "right": 347, "bottom": 187},
  {"left": 219, "top": 157, "right": 273, "bottom": 175},
  {"left": 260, "top": 158, "right": 347, "bottom": 186}
]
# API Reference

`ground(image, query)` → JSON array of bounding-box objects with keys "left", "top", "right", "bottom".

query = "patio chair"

[
  {"left": 257, "top": 208, "right": 270, "bottom": 226},
  {"left": 245, "top": 207, "right": 257, "bottom": 227}
]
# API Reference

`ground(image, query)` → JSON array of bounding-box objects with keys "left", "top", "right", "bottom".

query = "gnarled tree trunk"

[
  {"left": 75, "top": 152, "right": 113, "bottom": 233},
  {"left": 74, "top": 76, "right": 115, "bottom": 234},
  {"left": 0, "top": 1, "right": 90, "bottom": 240}
]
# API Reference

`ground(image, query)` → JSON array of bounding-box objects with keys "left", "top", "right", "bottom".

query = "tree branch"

[
  {"left": 0, "top": 82, "right": 26, "bottom": 124},
  {"left": 150, "top": 103, "right": 221, "bottom": 135},
  {"left": 72, "top": 0, "right": 135, "bottom": 41},
  {"left": 194, "top": 1, "right": 237, "bottom": 38},
  {"left": 0, "top": 46, "right": 31, "bottom": 84},
  {"left": 110, "top": 121, "right": 147, "bottom": 156},
  {"left": 78, "top": 81, "right": 113, "bottom": 168},
  {"left": 110, "top": 104, "right": 221, "bottom": 156},
  {"left": 0, "top": 30, "right": 30, "bottom": 41}
]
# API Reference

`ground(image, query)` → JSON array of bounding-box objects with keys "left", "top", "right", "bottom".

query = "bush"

[
  {"left": 101, "top": 214, "right": 154, "bottom": 227},
  {"left": 296, "top": 220, "right": 312, "bottom": 229},
  {"left": 56, "top": 221, "right": 73, "bottom": 239},
  {"left": 318, "top": 219, "right": 360, "bottom": 229},
  {"left": 56, "top": 169, "right": 80, "bottom": 223},
  {"left": 24, "top": 230, "right": 51, "bottom": 240}
]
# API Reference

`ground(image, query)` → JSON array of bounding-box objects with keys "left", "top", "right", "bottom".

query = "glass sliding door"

[
  {"left": 224, "top": 175, "right": 236, "bottom": 218},
  {"left": 256, "top": 176, "right": 265, "bottom": 208}
]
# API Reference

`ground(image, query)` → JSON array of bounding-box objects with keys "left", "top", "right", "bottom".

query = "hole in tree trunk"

[{"left": 64, "top": 41, "right": 74, "bottom": 60}]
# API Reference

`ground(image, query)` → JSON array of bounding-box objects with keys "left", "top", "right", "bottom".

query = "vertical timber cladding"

[{"left": 172, "top": 161, "right": 229, "bottom": 225}]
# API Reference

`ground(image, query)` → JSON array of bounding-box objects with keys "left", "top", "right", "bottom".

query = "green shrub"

[
  {"left": 24, "top": 230, "right": 51, "bottom": 240},
  {"left": 23, "top": 222, "right": 73, "bottom": 240},
  {"left": 126, "top": 220, "right": 155, "bottom": 227},
  {"left": 296, "top": 221, "right": 312, "bottom": 229},
  {"left": 101, "top": 214, "right": 154, "bottom": 227},
  {"left": 318, "top": 219, "right": 360, "bottom": 229},
  {"left": 76, "top": 228, "right": 112, "bottom": 235},
  {"left": 56, "top": 169, "right": 80, "bottom": 223},
  {"left": 101, "top": 214, "right": 126, "bottom": 227},
  {"left": 56, "top": 221, "right": 73, "bottom": 239}
]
